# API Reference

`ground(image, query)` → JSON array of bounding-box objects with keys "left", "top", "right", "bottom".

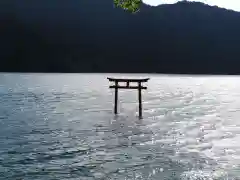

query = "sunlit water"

[{"left": 0, "top": 73, "right": 240, "bottom": 179}]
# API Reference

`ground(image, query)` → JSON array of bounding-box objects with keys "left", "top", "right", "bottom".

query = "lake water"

[{"left": 0, "top": 73, "right": 240, "bottom": 179}]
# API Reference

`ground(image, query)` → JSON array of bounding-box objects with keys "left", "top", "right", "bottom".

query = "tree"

[{"left": 113, "top": 0, "right": 142, "bottom": 13}]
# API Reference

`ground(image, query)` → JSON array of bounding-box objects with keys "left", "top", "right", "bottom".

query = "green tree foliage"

[{"left": 113, "top": 0, "right": 142, "bottom": 13}]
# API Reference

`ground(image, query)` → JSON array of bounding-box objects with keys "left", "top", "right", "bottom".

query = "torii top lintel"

[{"left": 107, "top": 77, "right": 150, "bottom": 83}]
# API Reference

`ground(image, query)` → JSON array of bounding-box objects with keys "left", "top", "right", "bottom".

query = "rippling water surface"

[{"left": 1, "top": 73, "right": 240, "bottom": 179}]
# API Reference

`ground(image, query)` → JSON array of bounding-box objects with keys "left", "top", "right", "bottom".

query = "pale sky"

[{"left": 143, "top": 0, "right": 240, "bottom": 12}]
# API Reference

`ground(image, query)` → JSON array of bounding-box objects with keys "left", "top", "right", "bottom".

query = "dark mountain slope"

[{"left": 1, "top": 0, "right": 240, "bottom": 74}]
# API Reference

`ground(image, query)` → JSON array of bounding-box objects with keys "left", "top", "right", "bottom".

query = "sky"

[{"left": 143, "top": 0, "right": 240, "bottom": 12}]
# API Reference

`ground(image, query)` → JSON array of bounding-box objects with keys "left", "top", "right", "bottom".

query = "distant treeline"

[{"left": 1, "top": 0, "right": 240, "bottom": 74}]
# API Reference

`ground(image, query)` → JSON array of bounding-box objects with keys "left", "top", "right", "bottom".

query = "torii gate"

[{"left": 107, "top": 77, "right": 150, "bottom": 119}]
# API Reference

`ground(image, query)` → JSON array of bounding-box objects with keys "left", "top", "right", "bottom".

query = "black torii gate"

[{"left": 107, "top": 77, "right": 150, "bottom": 118}]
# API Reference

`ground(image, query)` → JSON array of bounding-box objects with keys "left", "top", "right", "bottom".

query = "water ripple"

[{"left": 0, "top": 74, "right": 240, "bottom": 179}]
